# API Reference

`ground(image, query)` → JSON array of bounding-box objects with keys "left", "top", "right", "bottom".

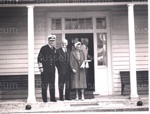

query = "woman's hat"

[{"left": 74, "top": 42, "right": 81, "bottom": 48}]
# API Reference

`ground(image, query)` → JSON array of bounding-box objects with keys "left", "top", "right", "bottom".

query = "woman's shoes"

[
  {"left": 81, "top": 95, "right": 85, "bottom": 101},
  {"left": 75, "top": 96, "right": 79, "bottom": 100},
  {"left": 81, "top": 98, "right": 84, "bottom": 101},
  {"left": 75, "top": 96, "right": 85, "bottom": 100}
]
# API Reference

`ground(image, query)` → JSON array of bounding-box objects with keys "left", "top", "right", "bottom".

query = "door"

[{"left": 66, "top": 33, "right": 95, "bottom": 91}]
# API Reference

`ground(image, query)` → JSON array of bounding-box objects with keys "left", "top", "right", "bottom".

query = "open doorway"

[{"left": 65, "top": 33, "right": 95, "bottom": 91}]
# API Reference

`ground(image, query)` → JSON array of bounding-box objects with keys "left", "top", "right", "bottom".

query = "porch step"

[{"left": 0, "top": 96, "right": 148, "bottom": 113}]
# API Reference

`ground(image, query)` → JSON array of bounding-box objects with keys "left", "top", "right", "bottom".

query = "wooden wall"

[
  {"left": 111, "top": 6, "right": 148, "bottom": 95},
  {"left": 0, "top": 7, "right": 47, "bottom": 75},
  {"left": 0, "top": 8, "right": 28, "bottom": 75}
]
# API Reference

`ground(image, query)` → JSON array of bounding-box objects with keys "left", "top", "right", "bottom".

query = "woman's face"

[{"left": 76, "top": 44, "right": 81, "bottom": 50}]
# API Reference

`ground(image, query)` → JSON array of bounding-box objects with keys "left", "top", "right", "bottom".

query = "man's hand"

[
  {"left": 72, "top": 69, "right": 77, "bottom": 73},
  {"left": 39, "top": 68, "right": 43, "bottom": 72},
  {"left": 38, "top": 63, "right": 43, "bottom": 72}
]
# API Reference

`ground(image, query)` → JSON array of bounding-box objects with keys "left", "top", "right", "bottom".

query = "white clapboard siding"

[
  {"left": 111, "top": 8, "right": 148, "bottom": 95},
  {"left": 0, "top": 59, "right": 27, "bottom": 64},
  {"left": 0, "top": 63, "right": 27, "bottom": 68},
  {"left": 0, "top": 8, "right": 28, "bottom": 75},
  {"left": 0, "top": 45, "right": 27, "bottom": 50},
  {"left": 0, "top": 50, "right": 28, "bottom": 55},
  {"left": 0, "top": 40, "right": 27, "bottom": 45},
  {"left": 33, "top": 9, "right": 47, "bottom": 75},
  {"left": 113, "top": 78, "right": 121, "bottom": 83},
  {"left": 112, "top": 45, "right": 129, "bottom": 49},
  {"left": 0, "top": 8, "right": 47, "bottom": 75},
  {"left": 0, "top": 36, "right": 27, "bottom": 41}
]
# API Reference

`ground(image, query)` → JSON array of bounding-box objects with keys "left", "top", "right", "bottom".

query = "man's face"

[
  {"left": 48, "top": 40, "right": 55, "bottom": 47},
  {"left": 82, "top": 39, "right": 89, "bottom": 47},
  {"left": 62, "top": 41, "right": 68, "bottom": 48}
]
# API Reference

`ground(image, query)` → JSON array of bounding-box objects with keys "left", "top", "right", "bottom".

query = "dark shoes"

[
  {"left": 59, "top": 98, "right": 72, "bottom": 101},
  {"left": 60, "top": 98, "right": 64, "bottom": 101},
  {"left": 43, "top": 99, "right": 57, "bottom": 102},
  {"left": 50, "top": 99, "right": 57, "bottom": 102},
  {"left": 65, "top": 98, "right": 72, "bottom": 100}
]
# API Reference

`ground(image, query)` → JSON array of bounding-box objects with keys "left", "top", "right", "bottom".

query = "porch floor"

[{"left": 0, "top": 95, "right": 149, "bottom": 113}]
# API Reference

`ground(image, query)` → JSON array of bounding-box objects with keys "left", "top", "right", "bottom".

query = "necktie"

[
  {"left": 64, "top": 48, "right": 67, "bottom": 60},
  {"left": 64, "top": 48, "right": 67, "bottom": 53}
]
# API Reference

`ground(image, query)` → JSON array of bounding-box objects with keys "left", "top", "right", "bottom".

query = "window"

[
  {"left": 51, "top": 18, "right": 62, "bottom": 30},
  {"left": 65, "top": 18, "right": 93, "bottom": 30},
  {"left": 96, "top": 17, "right": 106, "bottom": 29},
  {"left": 97, "top": 33, "right": 107, "bottom": 66}
]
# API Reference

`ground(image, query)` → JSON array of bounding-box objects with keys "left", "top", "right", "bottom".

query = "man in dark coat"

[
  {"left": 37, "top": 35, "right": 57, "bottom": 102},
  {"left": 56, "top": 39, "right": 72, "bottom": 101}
]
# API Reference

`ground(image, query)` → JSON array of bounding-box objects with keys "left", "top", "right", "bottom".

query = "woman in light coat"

[{"left": 70, "top": 42, "right": 87, "bottom": 100}]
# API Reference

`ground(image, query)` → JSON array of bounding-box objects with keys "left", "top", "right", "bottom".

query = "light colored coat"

[{"left": 70, "top": 50, "right": 87, "bottom": 89}]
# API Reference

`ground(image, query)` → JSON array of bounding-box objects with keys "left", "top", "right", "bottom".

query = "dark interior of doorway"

[{"left": 65, "top": 33, "right": 95, "bottom": 93}]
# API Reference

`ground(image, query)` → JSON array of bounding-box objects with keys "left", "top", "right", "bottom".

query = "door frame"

[
  {"left": 65, "top": 33, "right": 95, "bottom": 91},
  {"left": 46, "top": 11, "right": 113, "bottom": 95}
]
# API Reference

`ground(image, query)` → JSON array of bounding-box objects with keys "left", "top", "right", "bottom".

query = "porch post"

[
  {"left": 127, "top": 4, "right": 139, "bottom": 99},
  {"left": 148, "top": 0, "right": 150, "bottom": 84},
  {"left": 27, "top": 5, "right": 36, "bottom": 102}
]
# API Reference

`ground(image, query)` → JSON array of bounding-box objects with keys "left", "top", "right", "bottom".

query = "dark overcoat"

[
  {"left": 56, "top": 48, "right": 71, "bottom": 75},
  {"left": 37, "top": 44, "right": 57, "bottom": 82},
  {"left": 70, "top": 50, "right": 87, "bottom": 89}
]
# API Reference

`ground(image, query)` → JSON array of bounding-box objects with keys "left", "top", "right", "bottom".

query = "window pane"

[
  {"left": 71, "top": 19, "right": 78, "bottom": 29},
  {"left": 65, "top": 19, "right": 71, "bottom": 29},
  {"left": 65, "top": 18, "right": 93, "bottom": 30},
  {"left": 97, "top": 33, "right": 107, "bottom": 66},
  {"left": 79, "top": 18, "right": 85, "bottom": 29},
  {"left": 96, "top": 17, "right": 106, "bottom": 29},
  {"left": 85, "top": 18, "right": 93, "bottom": 29},
  {"left": 51, "top": 18, "right": 62, "bottom": 30}
]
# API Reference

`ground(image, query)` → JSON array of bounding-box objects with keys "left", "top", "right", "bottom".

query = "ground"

[{"left": 0, "top": 95, "right": 149, "bottom": 113}]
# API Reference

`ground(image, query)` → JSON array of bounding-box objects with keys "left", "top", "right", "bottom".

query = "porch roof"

[{"left": 0, "top": 0, "right": 148, "bottom": 7}]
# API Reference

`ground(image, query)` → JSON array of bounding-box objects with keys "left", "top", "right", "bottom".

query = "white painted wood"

[
  {"left": 106, "top": 14, "right": 113, "bottom": 95},
  {"left": 113, "top": 61, "right": 148, "bottom": 66},
  {"left": 0, "top": 40, "right": 27, "bottom": 45},
  {"left": 0, "top": 59, "right": 27, "bottom": 64},
  {"left": 0, "top": 69, "right": 28, "bottom": 73},
  {"left": 111, "top": 7, "right": 148, "bottom": 95},
  {"left": 0, "top": 45, "right": 27, "bottom": 50},
  {"left": 27, "top": 5, "right": 36, "bottom": 102},
  {"left": 93, "top": 17, "right": 100, "bottom": 95},
  {"left": 0, "top": 2, "right": 147, "bottom": 7},
  {"left": 0, "top": 64, "right": 27, "bottom": 68},
  {"left": 128, "top": 4, "right": 138, "bottom": 98},
  {"left": 0, "top": 50, "right": 27, "bottom": 55},
  {"left": 148, "top": 0, "right": 150, "bottom": 82}
]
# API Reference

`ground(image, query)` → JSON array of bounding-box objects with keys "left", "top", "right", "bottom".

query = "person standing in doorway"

[
  {"left": 56, "top": 39, "right": 72, "bottom": 101},
  {"left": 80, "top": 38, "right": 89, "bottom": 60},
  {"left": 37, "top": 35, "right": 57, "bottom": 102},
  {"left": 70, "top": 42, "right": 87, "bottom": 100}
]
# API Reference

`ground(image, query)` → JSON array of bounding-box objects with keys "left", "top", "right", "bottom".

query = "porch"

[
  {"left": 0, "top": 0, "right": 149, "bottom": 103},
  {"left": 0, "top": 95, "right": 148, "bottom": 113}
]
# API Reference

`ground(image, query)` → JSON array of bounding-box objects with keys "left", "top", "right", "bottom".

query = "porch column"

[
  {"left": 148, "top": 0, "right": 150, "bottom": 83},
  {"left": 27, "top": 5, "right": 36, "bottom": 102},
  {"left": 127, "top": 4, "right": 139, "bottom": 99}
]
